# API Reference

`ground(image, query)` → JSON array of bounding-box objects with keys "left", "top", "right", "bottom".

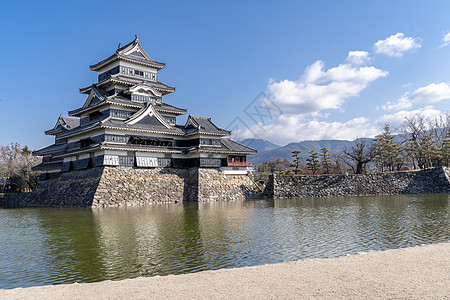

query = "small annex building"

[{"left": 33, "top": 36, "right": 256, "bottom": 181}]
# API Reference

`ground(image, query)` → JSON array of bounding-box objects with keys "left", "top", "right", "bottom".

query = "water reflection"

[{"left": 0, "top": 194, "right": 449, "bottom": 289}]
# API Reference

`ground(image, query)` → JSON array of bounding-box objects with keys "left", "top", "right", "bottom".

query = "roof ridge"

[
  {"left": 223, "top": 138, "right": 257, "bottom": 152},
  {"left": 60, "top": 116, "right": 78, "bottom": 121},
  {"left": 90, "top": 37, "right": 166, "bottom": 71},
  {"left": 190, "top": 115, "right": 209, "bottom": 119},
  {"left": 116, "top": 35, "right": 138, "bottom": 53}
]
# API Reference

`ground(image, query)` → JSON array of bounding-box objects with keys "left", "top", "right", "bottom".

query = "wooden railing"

[{"left": 227, "top": 162, "right": 254, "bottom": 167}]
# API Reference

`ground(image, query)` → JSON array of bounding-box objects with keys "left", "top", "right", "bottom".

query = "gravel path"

[{"left": 1, "top": 242, "right": 449, "bottom": 299}]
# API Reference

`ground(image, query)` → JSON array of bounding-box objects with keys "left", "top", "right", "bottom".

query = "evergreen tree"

[
  {"left": 373, "top": 124, "right": 401, "bottom": 172},
  {"left": 320, "top": 147, "right": 332, "bottom": 174},
  {"left": 306, "top": 150, "right": 319, "bottom": 175},
  {"left": 418, "top": 133, "right": 438, "bottom": 168},
  {"left": 291, "top": 150, "right": 303, "bottom": 175}
]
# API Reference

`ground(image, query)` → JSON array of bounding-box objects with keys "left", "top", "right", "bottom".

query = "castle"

[{"left": 33, "top": 36, "right": 256, "bottom": 179}]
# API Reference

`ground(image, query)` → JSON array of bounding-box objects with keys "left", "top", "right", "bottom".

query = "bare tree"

[
  {"left": 331, "top": 151, "right": 346, "bottom": 174},
  {"left": 401, "top": 114, "right": 427, "bottom": 169},
  {"left": 341, "top": 139, "right": 374, "bottom": 174},
  {"left": 0, "top": 143, "right": 22, "bottom": 191},
  {"left": 400, "top": 113, "right": 450, "bottom": 169},
  {"left": 13, "top": 152, "right": 41, "bottom": 191},
  {"left": 427, "top": 112, "right": 450, "bottom": 149},
  {"left": 0, "top": 143, "right": 41, "bottom": 192}
]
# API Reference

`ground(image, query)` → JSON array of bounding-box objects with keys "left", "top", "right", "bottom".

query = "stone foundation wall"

[
  {"left": 0, "top": 168, "right": 104, "bottom": 207},
  {"left": 92, "top": 167, "right": 191, "bottom": 207},
  {"left": 197, "top": 168, "right": 261, "bottom": 202},
  {"left": 0, "top": 167, "right": 261, "bottom": 208},
  {"left": 265, "top": 167, "right": 450, "bottom": 198}
]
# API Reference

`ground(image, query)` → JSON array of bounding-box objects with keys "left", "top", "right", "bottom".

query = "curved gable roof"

[
  {"left": 185, "top": 115, "right": 231, "bottom": 136},
  {"left": 89, "top": 36, "right": 166, "bottom": 71},
  {"left": 45, "top": 115, "right": 80, "bottom": 135}
]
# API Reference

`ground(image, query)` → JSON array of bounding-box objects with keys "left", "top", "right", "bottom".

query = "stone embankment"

[
  {"left": 0, "top": 167, "right": 261, "bottom": 208},
  {"left": 92, "top": 167, "right": 260, "bottom": 207},
  {"left": 264, "top": 167, "right": 450, "bottom": 198},
  {"left": 2, "top": 167, "right": 449, "bottom": 208}
]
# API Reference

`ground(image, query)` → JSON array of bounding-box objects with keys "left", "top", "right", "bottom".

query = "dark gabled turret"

[
  {"left": 185, "top": 115, "right": 231, "bottom": 136},
  {"left": 45, "top": 114, "right": 80, "bottom": 135}
]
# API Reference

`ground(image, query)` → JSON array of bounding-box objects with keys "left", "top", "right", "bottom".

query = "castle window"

[
  {"left": 80, "top": 138, "right": 92, "bottom": 148},
  {"left": 129, "top": 136, "right": 172, "bottom": 147},
  {"left": 89, "top": 111, "right": 102, "bottom": 121},
  {"left": 135, "top": 70, "right": 144, "bottom": 77}
]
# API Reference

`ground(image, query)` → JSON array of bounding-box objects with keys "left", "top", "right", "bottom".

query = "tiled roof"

[
  {"left": 89, "top": 36, "right": 166, "bottom": 71},
  {"left": 33, "top": 143, "right": 67, "bottom": 155},
  {"left": 80, "top": 75, "right": 175, "bottom": 96},
  {"left": 101, "top": 119, "right": 186, "bottom": 135},
  {"left": 70, "top": 92, "right": 185, "bottom": 117},
  {"left": 185, "top": 116, "right": 231, "bottom": 136},
  {"left": 221, "top": 138, "right": 257, "bottom": 153},
  {"left": 154, "top": 102, "right": 187, "bottom": 115},
  {"left": 57, "top": 120, "right": 103, "bottom": 138},
  {"left": 100, "top": 143, "right": 183, "bottom": 154},
  {"left": 184, "top": 138, "right": 257, "bottom": 155},
  {"left": 61, "top": 116, "right": 80, "bottom": 129},
  {"left": 68, "top": 96, "right": 141, "bottom": 116},
  {"left": 109, "top": 74, "right": 175, "bottom": 92},
  {"left": 32, "top": 161, "right": 63, "bottom": 171},
  {"left": 45, "top": 115, "right": 80, "bottom": 135}
]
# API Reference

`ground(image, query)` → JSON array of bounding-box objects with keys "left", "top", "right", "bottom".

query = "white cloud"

[
  {"left": 234, "top": 116, "right": 380, "bottom": 145},
  {"left": 376, "top": 106, "right": 444, "bottom": 130},
  {"left": 346, "top": 51, "right": 371, "bottom": 65},
  {"left": 232, "top": 47, "right": 389, "bottom": 145},
  {"left": 441, "top": 32, "right": 450, "bottom": 47},
  {"left": 234, "top": 106, "right": 447, "bottom": 145},
  {"left": 382, "top": 82, "right": 450, "bottom": 111},
  {"left": 373, "top": 33, "right": 422, "bottom": 57},
  {"left": 409, "top": 82, "right": 450, "bottom": 103},
  {"left": 231, "top": 34, "right": 450, "bottom": 145},
  {"left": 268, "top": 59, "right": 388, "bottom": 116},
  {"left": 381, "top": 97, "right": 413, "bottom": 111}
]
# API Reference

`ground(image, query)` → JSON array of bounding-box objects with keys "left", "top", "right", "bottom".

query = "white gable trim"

[
  {"left": 125, "top": 104, "right": 172, "bottom": 128},
  {"left": 121, "top": 39, "right": 153, "bottom": 61},
  {"left": 185, "top": 116, "right": 200, "bottom": 129},
  {"left": 125, "top": 85, "right": 162, "bottom": 97}
]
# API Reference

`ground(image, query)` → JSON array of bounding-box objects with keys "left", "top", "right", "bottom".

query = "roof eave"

[
  {"left": 196, "top": 149, "right": 257, "bottom": 155},
  {"left": 185, "top": 131, "right": 230, "bottom": 137},
  {"left": 44, "top": 128, "right": 62, "bottom": 135},
  {"left": 89, "top": 54, "right": 166, "bottom": 72},
  {"left": 101, "top": 124, "right": 184, "bottom": 136},
  {"left": 89, "top": 54, "right": 119, "bottom": 71},
  {"left": 100, "top": 145, "right": 183, "bottom": 154},
  {"left": 53, "top": 145, "right": 101, "bottom": 159},
  {"left": 117, "top": 55, "right": 166, "bottom": 69},
  {"left": 155, "top": 108, "right": 187, "bottom": 116},
  {"left": 57, "top": 122, "right": 102, "bottom": 139}
]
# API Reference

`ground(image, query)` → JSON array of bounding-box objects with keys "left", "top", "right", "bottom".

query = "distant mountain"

[
  {"left": 237, "top": 138, "right": 281, "bottom": 152},
  {"left": 242, "top": 139, "right": 373, "bottom": 165}
]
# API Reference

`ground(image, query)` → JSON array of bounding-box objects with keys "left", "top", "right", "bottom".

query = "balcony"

[{"left": 227, "top": 162, "right": 254, "bottom": 167}]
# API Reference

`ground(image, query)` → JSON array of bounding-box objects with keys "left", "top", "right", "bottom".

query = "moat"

[{"left": 0, "top": 194, "right": 449, "bottom": 289}]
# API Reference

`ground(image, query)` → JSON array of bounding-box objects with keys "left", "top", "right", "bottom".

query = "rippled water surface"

[{"left": 0, "top": 194, "right": 449, "bottom": 289}]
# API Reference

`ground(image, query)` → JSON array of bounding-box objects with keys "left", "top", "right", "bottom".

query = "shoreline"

[{"left": 1, "top": 242, "right": 449, "bottom": 299}]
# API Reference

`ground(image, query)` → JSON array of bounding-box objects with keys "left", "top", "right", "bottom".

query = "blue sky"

[{"left": 0, "top": 0, "right": 449, "bottom": 148}]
